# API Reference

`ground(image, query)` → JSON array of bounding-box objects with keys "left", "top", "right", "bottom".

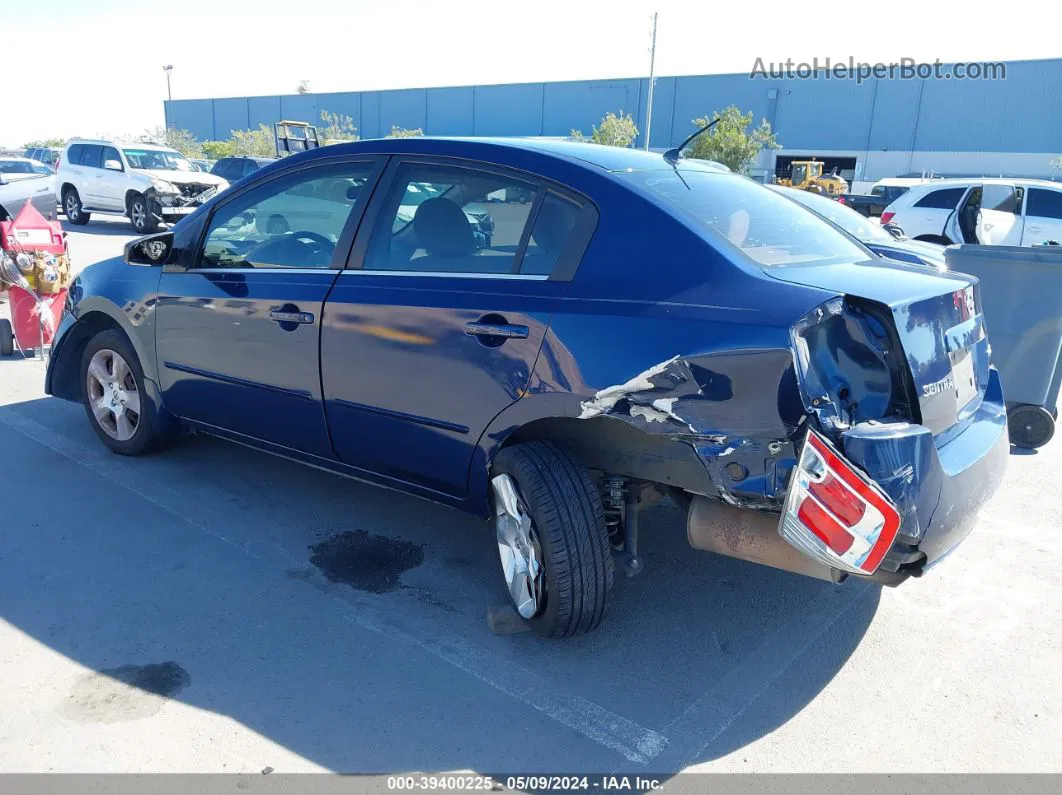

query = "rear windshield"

[{"left": 627, "top": 171, "right": 869, "bottom": 268}]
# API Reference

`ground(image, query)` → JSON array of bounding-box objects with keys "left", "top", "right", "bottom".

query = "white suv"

[
  {"left": 882, "top": 177, "right": 1062, "bottom": 247},
  {"left": 57, "top": 140, "right": 229, "bottom": 233}
]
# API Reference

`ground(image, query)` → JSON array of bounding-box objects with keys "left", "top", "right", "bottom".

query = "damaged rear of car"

[{"left": 492, "top": 163, "right": 1008, "bottom": 634}]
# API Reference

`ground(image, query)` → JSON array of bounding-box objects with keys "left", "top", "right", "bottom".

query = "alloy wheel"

[
  {"left": 491, "top": 473, "right": 543, "bottom": 619},
  {"left": 131, "top": 200, "right": 146, "bottom": 230},
  {"left": 86, "top": 349, "right": 141, "bottom": 442}
]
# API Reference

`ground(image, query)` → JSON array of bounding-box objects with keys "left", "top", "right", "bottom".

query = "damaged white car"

[{"left": 56, "top": 140, "right": 229, "bottom": 233}]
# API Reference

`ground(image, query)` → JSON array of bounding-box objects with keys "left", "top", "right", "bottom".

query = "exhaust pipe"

[{"left": 687, "top": 496, "right": 846, "bottom": 583}]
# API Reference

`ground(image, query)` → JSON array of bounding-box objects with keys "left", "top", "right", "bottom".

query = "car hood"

[{"left": 134, "top": 169, "right": 227, "bottom": 187}]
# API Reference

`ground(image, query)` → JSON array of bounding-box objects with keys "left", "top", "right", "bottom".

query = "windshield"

[
  {"left": 629, "top": 171, "right": 870, "bottom": 268},
  {"left": 0, "top": 159, "right": 53, "bottom": 175},
  {"left": 779, "top": 187, "right": 893, "bottom": 242},
  {"left": 122, "top": 148, "right": 195, "bottom": 172}
]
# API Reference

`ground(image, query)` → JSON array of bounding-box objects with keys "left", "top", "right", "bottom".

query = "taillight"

[
  {"left": 779, "top": 429, "right": 901, "bottom": 575},
  {"left": 880, "top": 211, "right": 895, "bottom": 225}
]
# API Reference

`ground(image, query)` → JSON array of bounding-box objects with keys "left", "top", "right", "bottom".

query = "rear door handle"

[
  {"left": 464, "top": 321, "right": 529, "bottom": 339},
  {"left": 270, "top": 309, "right": 314, "bottom": 325}
]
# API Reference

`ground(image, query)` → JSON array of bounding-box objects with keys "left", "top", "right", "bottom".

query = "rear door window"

[
  {"left": 914, "top": 188, "right": 966, "bottom": 209},
  {"left": 79, "top": 145, "right": 103, "bottom": 169},
  {"left": 363, "top": 162, "right": 542, "bottom": 275}
]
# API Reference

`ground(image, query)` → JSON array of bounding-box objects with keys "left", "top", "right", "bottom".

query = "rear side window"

[
  {"left": 1025, "top": 189, "right": 1062, "bottom": 220},
  {"left": 364, "top": 163, "right": 543, "bottom": 275},
  {"left": 242, "top": 159, "right": 260, "bottom": 177},
  {"left": 66, "top": 144, "right": 85, "bottom": 165},
  {"left": 629, "top": 171, "right": 868, "bottom": 268},
  {"left": 914, "top": 188, "right": 966, "bottom": 209}
]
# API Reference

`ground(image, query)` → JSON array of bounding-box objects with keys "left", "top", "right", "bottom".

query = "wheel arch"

[
  {"left": 46, "top": 310, "right": 124, "bottom": 401},
  {"left": 914, "top": 234, "right": 952, "bottom": 245},
  {"left": 466, "top": 394, "right": 719, "bottom": 519}
]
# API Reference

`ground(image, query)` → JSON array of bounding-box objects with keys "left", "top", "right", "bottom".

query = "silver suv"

[{"left": 56, "top": 140, "right": 229, "bottom": 233}]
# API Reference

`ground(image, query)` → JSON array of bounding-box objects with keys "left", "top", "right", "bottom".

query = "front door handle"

[
  {"left": 270, "top": 308, "right": 314, "bottom": 325},
  {"left": 464, "top": 321, "right": 529, "bottom": 339}
]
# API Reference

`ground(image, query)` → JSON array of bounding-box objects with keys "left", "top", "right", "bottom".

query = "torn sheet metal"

[{"left": 576, "top": 349, "right": 804, "bottom": 507}]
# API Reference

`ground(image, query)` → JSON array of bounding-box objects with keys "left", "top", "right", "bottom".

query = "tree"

[
  {"left": 682, "top": 106, "right": 779, "bottom": 174},
  {"left": 570, "top": 110, "right": 639, "bottom": 148},
  {"left": 140, "top": 126, "right": 203, "bottom": 158},
  {"left": 319, "top": 110, "right": 359, "bottom": 144},
  {"left": 22, "top": 137, "right": 67, "bottom": 149},
  {"left": 229, "top": 124, "right": 276, "bottom": 156},
  {"left": 202, "top": 140, "right": 237, "bottom": 159},
  {"left": 387, "top": 125, "right": 424, "bottom": 138}
]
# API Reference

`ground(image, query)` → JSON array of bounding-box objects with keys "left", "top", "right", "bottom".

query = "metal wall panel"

[
  {"left": 165, "top": 59, "right": 1062, "bottom": 154},
  {"left": 426, "top": 87, "right": 473, "bottom": 135}
]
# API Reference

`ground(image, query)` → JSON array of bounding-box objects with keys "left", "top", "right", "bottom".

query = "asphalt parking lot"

[{"left": 0, "top": 216, "right": 1059, "bottom": 775}]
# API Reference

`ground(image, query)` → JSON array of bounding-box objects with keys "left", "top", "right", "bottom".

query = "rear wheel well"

[
  {"left": 49, "top": 312, "right": 124, "bottom": 401},
  {"left": 60, "top": 182, "right": 76, "bottom": 199},
  {"left": 914, "top": 234, "right": 952, "bottom": 245},
  {"left": 496, "top": 415, "right": 714, "bottom": 497}
]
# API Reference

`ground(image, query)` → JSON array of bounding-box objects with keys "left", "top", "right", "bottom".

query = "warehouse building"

[{"left": 165, "top": 57, "right": 1062, "bottom": 189}]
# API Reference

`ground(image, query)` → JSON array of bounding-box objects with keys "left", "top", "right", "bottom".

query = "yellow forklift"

[{"left": 777, "top": 160, "right": 849, "bottom": 195}]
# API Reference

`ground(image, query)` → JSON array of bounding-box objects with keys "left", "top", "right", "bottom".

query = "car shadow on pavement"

[
  {"left": 60, "top": 219, "right": 137, "bottom": 237},
  {"left": 0, "top": 394, "right": 879, "bottom": 775}
]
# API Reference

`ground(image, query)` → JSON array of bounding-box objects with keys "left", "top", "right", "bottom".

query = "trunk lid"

[{"left": 770, "top": 259, "right": 990, "bottom": 437}]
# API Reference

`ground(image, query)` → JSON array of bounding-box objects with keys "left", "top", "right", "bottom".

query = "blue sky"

[{"left": 6, "top": 0, "right": 1058, "bottom": 145}]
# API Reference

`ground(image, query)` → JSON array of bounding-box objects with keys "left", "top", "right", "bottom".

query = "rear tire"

[
  {"left": 0, "top": 319, "right": 13, "bottom": 356},
  {"left": 63, "top": 188, "right": 90, "bottom": 225},
  {"left": 490, "top": 441, "right": 614, "bottom": 638},
  {"left": 1008, "top": 404, "right": 1055, "bottom": 449},
  {"left": 80, "top": 329, "right": 176, "bottom": 456}
]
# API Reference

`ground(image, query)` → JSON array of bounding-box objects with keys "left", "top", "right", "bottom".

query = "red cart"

[{"left": 0, "top": 202, "right": 71, "bottom": 358}]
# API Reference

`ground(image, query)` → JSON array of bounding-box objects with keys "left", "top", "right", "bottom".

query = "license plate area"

[{"left": 951, "top": 347, "right": 978, "bottom": 410}]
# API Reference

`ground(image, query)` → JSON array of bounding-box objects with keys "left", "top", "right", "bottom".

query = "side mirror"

[
  {"left": 124, "top": 231, "right": 174, "bottom": 266},
  {"left": 104, "top": 159, "right": 123, "bottom": 171}
]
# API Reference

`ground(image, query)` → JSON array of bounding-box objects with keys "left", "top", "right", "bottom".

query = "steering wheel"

[
  {"left": 245, "top": 230, "right": 335, "bottom": 268},
  {"left": 289, "top": 230, "right": 333, "bottom": 249}
]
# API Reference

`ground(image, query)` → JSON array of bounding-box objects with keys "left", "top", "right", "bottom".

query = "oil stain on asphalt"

[
  {"left": 59, "top": 662, "right": 191, "bottom": 724},
  {"left": 309, "top": 530, "right": 424, "bottom": 593}
]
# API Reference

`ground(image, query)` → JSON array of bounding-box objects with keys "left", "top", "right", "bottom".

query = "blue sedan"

[{"left": 46, "top": 138, "right": 1007, "bottom": 638}]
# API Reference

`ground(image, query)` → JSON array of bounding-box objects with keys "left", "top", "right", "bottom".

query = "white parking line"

[{"left": 0, "top": 407, "right": 669, "bottom": 765}]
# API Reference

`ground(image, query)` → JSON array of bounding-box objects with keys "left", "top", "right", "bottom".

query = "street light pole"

[
  {"left": 162, "top": 65, "right": 173, "bottom": 102},
  {"left": 643, "top": 13, "right": 658, "bottom": 151}
]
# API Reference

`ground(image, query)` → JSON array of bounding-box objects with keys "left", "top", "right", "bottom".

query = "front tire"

[
  {"left": 80, "top": 329, "right": 174, "bottom": 455},
  {"left": 63, "top": 188, "right": 90, "bottom": 225},
  {"left": 490, "top": 441, "right": 614, "bottom": 638},
  {"left": 128, "top": 194, "right": 159, "bottom": 234}
]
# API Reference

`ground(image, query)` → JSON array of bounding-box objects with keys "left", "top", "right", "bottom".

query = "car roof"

[
  {"left": 291, "top": 136, "right": 727, "bottom": 175},
  {"left": 68, "top": 139, "right": 175, "bottom": 152},
  {"left": 904, "top": 176, "right": 1062, "bottom": 191}
]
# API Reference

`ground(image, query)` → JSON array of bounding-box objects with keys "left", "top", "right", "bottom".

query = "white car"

[
  {"left": 56, "top": 140, "right": 229, "bottom": 233},
  {"left": 882, "top": 177, "right": 1062, "bottom": 247}
]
